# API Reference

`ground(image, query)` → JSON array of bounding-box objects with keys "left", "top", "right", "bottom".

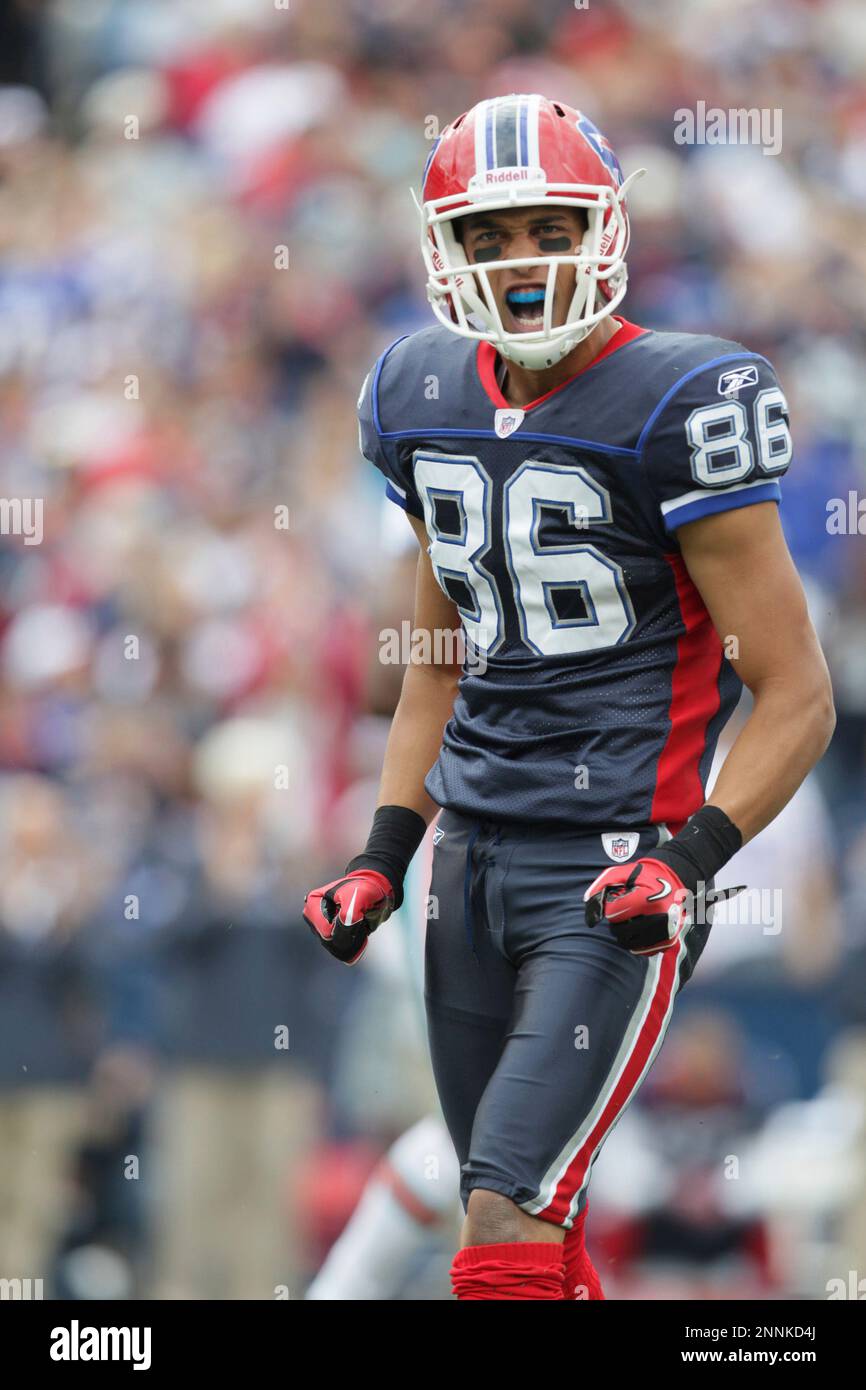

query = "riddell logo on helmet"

[
  {"left": 468, "top": 166, "right": 546, "bottom": 193},
  {"left": 486, "top": 168, "right": 530, "bottom": 184},
  {"left": 431, "top": 245, "right": 464, "bottom": 290}
]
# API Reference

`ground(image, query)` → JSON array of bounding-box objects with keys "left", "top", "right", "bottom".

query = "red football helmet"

[{"left": 414, "top": 94, "right": 644, "bottom": 369}]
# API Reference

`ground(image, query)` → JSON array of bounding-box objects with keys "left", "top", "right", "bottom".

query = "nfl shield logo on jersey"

[
  {"left": 602, "top": 831, "right": 640, "bottom": 863},
  {"left": 494, "top": 408, "right": 525, "bottom": 438}
]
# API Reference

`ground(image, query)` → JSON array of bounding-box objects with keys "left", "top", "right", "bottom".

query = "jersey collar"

[{"left": 476, "top": 316, "right": 649, "bottom": 413}]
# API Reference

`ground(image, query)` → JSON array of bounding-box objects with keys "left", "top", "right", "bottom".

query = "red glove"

[
  {"left": 583, "top": 858, "right": 690, "bottom": 956},
  {"left": 303, "top": 869, "right": 396, "bottom": 965}
]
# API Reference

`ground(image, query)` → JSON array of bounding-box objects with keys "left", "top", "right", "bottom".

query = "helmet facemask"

[{"left": 414, "top": 173, "right": 642, "bottom": 370}]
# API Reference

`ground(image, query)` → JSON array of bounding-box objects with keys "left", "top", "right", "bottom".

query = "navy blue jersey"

[{"left": 358, "top": 318, "right": 791, "bottom": 830}]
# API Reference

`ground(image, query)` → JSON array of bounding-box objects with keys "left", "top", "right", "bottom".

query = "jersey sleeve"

[
  {"left": 640, "top": 355, "right": 792, "bottom": 533},
  {"left": 357, "top": 341, "right": 424, "bottom": 520}
]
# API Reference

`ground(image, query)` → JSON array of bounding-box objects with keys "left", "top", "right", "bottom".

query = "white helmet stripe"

[
  {"left": 516, "top": 94, "right": 527, "bottom": 165},
  {"left": 526, "top": 93, "right": 541, "bottom": 168},
  {"left": 474, "top": 98, "right": 492, "bottom": 175}
]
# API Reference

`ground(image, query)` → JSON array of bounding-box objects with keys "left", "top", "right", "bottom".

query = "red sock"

[
  {"left": 451, "top": 1241, "right": 565, "bottom": 1300},
  {"left": 562, "top": 1207, "right": 606, "bottom": 1300}
]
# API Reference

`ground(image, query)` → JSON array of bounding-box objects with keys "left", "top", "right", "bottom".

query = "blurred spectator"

[
  {"left": 589, "top": 1011, "right": 777, "bottom": 1299},
  {"left": 146, "top": 743, "right": 349, "bottom": 1299},
  {"left": 0, "top": 775, "right": 104, "bottom": 1280}
]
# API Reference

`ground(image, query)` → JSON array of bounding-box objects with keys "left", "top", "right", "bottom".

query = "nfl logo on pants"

[{"left": 602, "top": 831, "right": 640, "bottom": 862}]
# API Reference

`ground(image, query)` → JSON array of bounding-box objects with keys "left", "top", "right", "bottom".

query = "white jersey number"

[
  {"left": 414, "top": 452, "right": 634, "bottom": 657},
  {"left": 686, "top": 387, "right": 791, "bottom": 485}
]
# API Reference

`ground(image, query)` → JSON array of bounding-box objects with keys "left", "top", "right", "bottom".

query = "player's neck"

[{"left": 498, "top": 316, "right": 621, "bottom": 408}]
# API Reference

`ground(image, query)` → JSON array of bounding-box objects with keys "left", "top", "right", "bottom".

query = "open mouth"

[{"left": 504, "top": 284, "right": 547, "bottom": 332}]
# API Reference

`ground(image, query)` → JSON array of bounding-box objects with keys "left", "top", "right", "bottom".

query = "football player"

[{"left": 303, "top": 95, "right": 835, "bottom": 1300}]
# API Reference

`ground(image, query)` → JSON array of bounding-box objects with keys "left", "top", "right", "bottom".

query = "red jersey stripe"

[{"left": 650, "top": 553, "right": 724, "bottom": 836}]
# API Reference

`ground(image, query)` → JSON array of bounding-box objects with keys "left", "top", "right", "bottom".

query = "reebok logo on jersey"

[
  {"left": 494, "top": 408, "right": 525, "bottom": 438},
  {"left": 432, "top": 826, "right": 445, "bottom": 845},
  {"left": 717, "top": 365, "right": 758, "bottom": 398},
  {"left": 602, "top": 831, "right": 640, "bottom": 862}
]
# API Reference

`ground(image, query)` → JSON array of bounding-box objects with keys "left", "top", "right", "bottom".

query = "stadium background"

[{"left": 1, "top": 0, "right": 865, "bottom": 1300}]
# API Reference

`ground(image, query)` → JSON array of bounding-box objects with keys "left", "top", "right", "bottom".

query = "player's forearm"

[
  {"left": 376, "top": 661, "right": 459, "bottom": 823},
  {"left": 706, "top": 670, "right": 835, "bottom": 844}
]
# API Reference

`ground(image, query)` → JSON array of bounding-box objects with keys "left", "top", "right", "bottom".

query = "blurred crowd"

[{"left": 1, "top": 0, "right": 866, "bottom": 1299}]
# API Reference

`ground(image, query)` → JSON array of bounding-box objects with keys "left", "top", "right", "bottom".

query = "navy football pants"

[{"left": 425, "top": 809, "right": 711, "bottom": 1230}]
